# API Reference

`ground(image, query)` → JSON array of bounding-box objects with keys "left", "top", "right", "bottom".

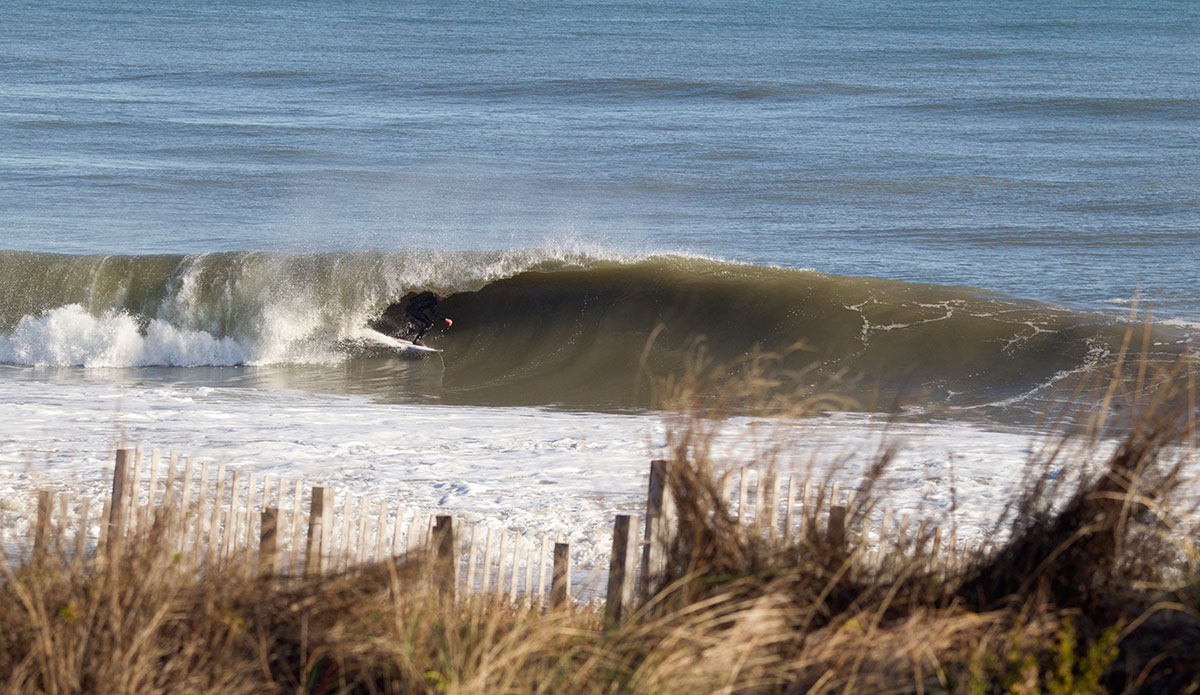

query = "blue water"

[{"left": 2, "top": 0, "right": 1198, "bottom": 317}]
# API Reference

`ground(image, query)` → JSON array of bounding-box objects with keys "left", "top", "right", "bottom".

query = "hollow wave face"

[{"left": 0, "top": 250, "right": 1191, "bottom": 416}]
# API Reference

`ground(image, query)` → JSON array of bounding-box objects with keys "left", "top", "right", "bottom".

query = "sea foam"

[{"left": 0, "top": 304, "right": 247, "bottom": 367}]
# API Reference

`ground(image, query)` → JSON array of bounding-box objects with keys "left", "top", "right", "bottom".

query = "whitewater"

[{"left": 0, "top": 375, "right": 1072, "bottom": 584}]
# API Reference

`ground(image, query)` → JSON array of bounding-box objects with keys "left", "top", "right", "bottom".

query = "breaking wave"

[{"left": 0, "top": 249, "right": 1192, "bottom": 415}]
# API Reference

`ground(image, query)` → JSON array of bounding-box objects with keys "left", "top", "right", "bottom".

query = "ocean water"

[{"left": 1, "top": 1, "right": 1197, "bottom": 559}]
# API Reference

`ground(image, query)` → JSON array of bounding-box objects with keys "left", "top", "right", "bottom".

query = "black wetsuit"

[{"left": 404, "top": 292, "right": 445, "bottom": 342}]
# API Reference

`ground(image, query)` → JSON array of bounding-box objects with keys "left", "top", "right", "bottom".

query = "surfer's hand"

[{"left": 445, "top": 318, "right": 453, "bottom": 327}]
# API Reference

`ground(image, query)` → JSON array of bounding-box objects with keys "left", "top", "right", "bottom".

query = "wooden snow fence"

[
  {"left": 15, "top": 447, "right": 572, "bottom": 609},
  {"left": 14, "top": 451, "right": 975, "bottom": 619},
  {"left": 604, "top": 459, "right": 978, "bottom": 622}
]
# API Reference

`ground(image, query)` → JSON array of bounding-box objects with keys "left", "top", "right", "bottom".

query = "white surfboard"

[{"left": 353, "top": 328, "right": 443, "bottom": 353}]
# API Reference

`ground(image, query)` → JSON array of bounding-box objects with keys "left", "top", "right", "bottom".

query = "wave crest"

[{"left": 0, "top": 250, "right": 1191, "bottom": 414}]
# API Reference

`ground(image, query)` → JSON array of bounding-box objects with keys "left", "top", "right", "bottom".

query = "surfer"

[{"left": 403, "top": 291, "right": 452, "bottom": 344}]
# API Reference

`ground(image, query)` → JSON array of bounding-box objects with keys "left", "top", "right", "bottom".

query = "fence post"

[
  {"left": 433, "top": 515, "right": 456, "bottom": 600},
  {"left": 605, "top": 514, "right": 639, "bottom": 623},
  {"left": 639, "top": 459, "right": 675, "bottom": 601},
  {"left": 828, "top": 505, "right": 847, "bottom": 548},
  {"left": 107, "top": 449, "right": 132, "bottom": 558},
  {"left": 260, "top": 507, "right": 279, "bottom": 576},
  {"left": 551, "top": 542, "right": 571, "bottom": 608},
  {"left": 33, "top": 490, "right": 54, "bottom": 567},
  {"left": 306, "top": 486, "right": 333, "bottom": 574}
]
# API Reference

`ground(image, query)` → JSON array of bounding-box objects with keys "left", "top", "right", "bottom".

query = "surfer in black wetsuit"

[{"left": 403, "top": 292, "right": 452, "bottom": 344}]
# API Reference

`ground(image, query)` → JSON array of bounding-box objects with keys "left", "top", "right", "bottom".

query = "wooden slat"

[
  {"left": 536, "top": 536, "right": 549, "bottom": 605},
  {"left": 56, "top": 495, "right": 70, "bottom": 558},
  {"left": 828, "top": 505, "right": 847, "bottom": 547},
  {"left": 783, "top": 476, "right": 798, "bottom": 542},
  {"left": 356, "top": 497, "right": 373, "bottom": 565},
  {"left": 242, "top": 473, "right": 259, "bottom": 557},
  {"left": 524, "top": 543, "right": 535, "bottom": 608},
  {"left": 306, "top": 486, "right": 333, "bottom": 575},
  {"left": 191, "top": 460, "right": 212, "bottom": 565},
  {"left": 33, "top": 490, "right": 54, "bottom": 566},
  {"left": 374, "top": 502, "right": 389, "bottom": 562},
  {"left": 144, "top": 448, "right": 160, "bottom": 533},
  {"left": 465, "top": 525, "right": 480, "bottom": 594},
  {"left": 737, "top": 467, "right": 750, "bottom": 524},
  {"left": 98, "top": 499, "right": 112, "bottom": 557},
  {"left": 164, "top": 452, "right": 180, "bottom": 508},
  {"left": 49, "top": 494, "right": 63, "bottom": 559},
  {"left": 875, "top": 508, "right": 893, "bottom": 569},
  {"left": 605, "top": 514, "right": 638, "bottom": 623},
  {"left": 262, "top": 476, "right": 276, "bottom": 510},
  {"left": 766, "top": 472, "right": 781, "bottom": 539},
  {"left": 260, "top": 507, "right": 279, "bottom": 576},
  {"left": 896, "top": 513, "right": 912, "bottom": 561},
  {"left": 391, "top": 506, "right": 406, "bottom": 558},
  {"left": 221, "top": 470, "right": 243, "bottom": 564},
  {"left": 752, "top": 468, "right": 765, "bottom": 532},
  {"left": 73, "top": 497, "right": 91, "bottom": 566},
  {"left": 433, "top": 516, "right": 455, "bottom": 599},
  {"left": 290, "top": 479, "right": 306, "bottom": 573},
  {"left": 640, "top": 460, "right": 675, "bottom": 600},
  {"left": 550, "top": 542, "right": 571, "bottom": 608},
  {"left": 493, "top": 531, "right": 507, "bottom": 598},
  {"left": 128, "top": 447, "right": 143, "bottom": 535},
  {"left": 480, "top": 528, "right": 496, "bottom": 595},
  {"left": 508, "top": 537, "right": 521, "bottom": 603},
  {"left": 108, "top": 449, "right": 131, "bottom": 557},
  {"left": 407, "top": 512, "right": 425, "bottom": 554},
  {"left": 178, "top": 456, "right": 195, "bottom": 554},
  {"left": 337, "top": 490, "right": 354, "bottom": 571},
  {"left": 801, "top": 480, "right": 814, "bottom": 538}
]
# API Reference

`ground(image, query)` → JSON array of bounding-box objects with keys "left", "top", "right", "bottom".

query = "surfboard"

[
  {"left": 389, "top": 337, "right": 442, "bottom": 353},
  {"left": 353, "top": 328, "right": 443, "bottom": 353}
]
